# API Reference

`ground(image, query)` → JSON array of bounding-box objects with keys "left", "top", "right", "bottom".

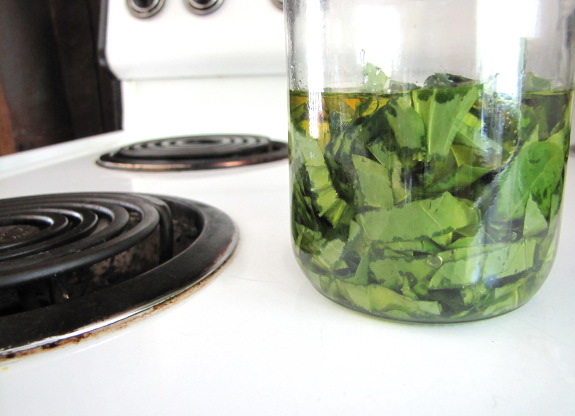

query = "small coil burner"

[
  {"left": 0, "top": 192, "right": 238, "bottom": 358},
  {"left": 97, "top": 134, "right": 288, "bottom": 171}
]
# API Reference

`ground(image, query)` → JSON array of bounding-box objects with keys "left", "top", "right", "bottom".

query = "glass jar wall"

[{"left": 286, "top": 0, "right": 575, "bottom": 322}]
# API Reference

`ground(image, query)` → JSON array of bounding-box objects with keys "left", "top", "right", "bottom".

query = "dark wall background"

[{"left": 0, "top": 0, "right": 121, "bottom": 155}]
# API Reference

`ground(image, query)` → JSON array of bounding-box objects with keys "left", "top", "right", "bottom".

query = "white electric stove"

[{"left": 1, "top": 1, "right": 575, "bottom": 415}]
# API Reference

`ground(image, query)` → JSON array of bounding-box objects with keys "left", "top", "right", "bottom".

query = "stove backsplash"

[{"left": 102, "top": 0, "right": 287, "bottom": 81}]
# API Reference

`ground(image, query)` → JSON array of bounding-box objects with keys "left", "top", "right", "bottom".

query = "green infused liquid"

[{"left": 289, "top": 75, "right": 572, "bottom": 322}]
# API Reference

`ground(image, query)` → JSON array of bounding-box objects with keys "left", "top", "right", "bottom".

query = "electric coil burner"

[
  {"left": 97, "top": 134, "right": 288, "bottom": 171},
  {"left": 0, "top": 192, "right": 238, "bottom": 358}
]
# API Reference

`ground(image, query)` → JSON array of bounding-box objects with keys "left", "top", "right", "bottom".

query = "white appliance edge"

[{"left": 1, "top": 1, "right": 575, "bottom": 415}]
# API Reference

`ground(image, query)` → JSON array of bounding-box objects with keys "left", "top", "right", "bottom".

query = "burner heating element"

[
  {"left": 97, "top": 134, "right": 288, "bottom": 171},
  {"left": 0, "top": 193, "right": 237, "bottom": 358}
]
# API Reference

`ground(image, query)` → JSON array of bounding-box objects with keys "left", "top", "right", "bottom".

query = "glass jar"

[{"left": 286, "top": 0, "right": 575, "bottom": 322}]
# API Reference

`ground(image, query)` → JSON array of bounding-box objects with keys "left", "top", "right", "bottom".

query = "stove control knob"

[
  {"left": 127, "top": 0, "right": 165, "bottom": 18},
  {"left": 271, "top": 0, "right": 283, "bottom": 10},
  {"left": 186, "top": 0, "right": 224, "bottom": 15}
]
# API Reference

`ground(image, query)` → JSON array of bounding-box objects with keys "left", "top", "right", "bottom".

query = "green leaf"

[
  {"left": 385, "top": 94, "right": 426, "bottom": 151},
  {"left": 352, "top": 154, "right": 395, "bottom": 208},
  {"left": 289, "top": 74, "right": 571, "bottom": 322},
  {"left": 357, "top": 192, "right": 479, "bottom": 243},
  {"left": 366, "top": 143, "right": 410, "bottom": 204},
  {"left": 370, "top": 255, "right": 436, "bottom": 285},
  {"left": 338, "top": 281, "right": 442, "bottom": 317},
  {"left": 424, "top": 73, "right": 476, "bottom": 88},
  {"left": 363, "top": 63, "right": 390, "bottom": 92},
  {"left": 293, "top": 223, "right": 326, "bottom": 256},
  {"left": 298, "top": 134, "right": 351, "bottom": 227},
  {"left": 522, "top": 72, "right": 553, "bottom": 92},
  {"left": 367, "top": 284, "right": 442, "bottom": 316},
  {"left": 351, "top": 254, "right": 372, "bottom": 285},
  {"left": 426, "top": 164, "right": 491, "bottom": 194},
  {"left": 312, "top": 238, "right": 347, "bottom": 271},
  {"left": 428, "top": 238, "right": 538, "bottom": 289},
  {"left": 382, "top": 239, "right": 443, "bottom": 254},
  {"left": 428, "top": 258, "right": 484, "bottom": 289},
  {"left": 492, "top": 138, "right": 565, "bottom": 223},
  {"left": 412, "top": 84, "right": 480, "bottom": 159},
  {"left": 523, "top": 194, "right": 548, "bottom": 237},
  {"left": 482, "top": 238, "right": 538, "bottom": 280}
]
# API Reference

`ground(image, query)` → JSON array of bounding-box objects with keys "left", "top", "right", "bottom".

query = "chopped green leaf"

[
  {"left": 385, "top": 94, "right": 426, "bottom": 151},
  {"left": 289, "top": 71, "right": 571, "bottom": 322},
  {"left": 352, "top": 154, "right": 395, "bottom": 208},
  {"left": 412, "top": 83, "right": 480, "bottom": 159},
  {"left": 492, "top": 137, "right": 565, "bottom": 223},
  {"left": 357, "top": 192, "right": 479, "bottom": 243}
]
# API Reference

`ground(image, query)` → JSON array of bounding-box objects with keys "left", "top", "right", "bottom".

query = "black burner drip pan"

[
  {"left": 97, "top": 134, "right": 288, "bottom": 171},
  {"left": 0, "top": 192, "right": 238, "bottom": 359}
]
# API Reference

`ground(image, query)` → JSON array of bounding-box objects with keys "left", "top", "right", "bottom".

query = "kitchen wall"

[{"left": 0, "top": 0, "right": 121, "bottom": 156}]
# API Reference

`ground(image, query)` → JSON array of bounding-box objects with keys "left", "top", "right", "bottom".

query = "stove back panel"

[{"left": 103, "top": 0, "right": 286, "bottom": 81}]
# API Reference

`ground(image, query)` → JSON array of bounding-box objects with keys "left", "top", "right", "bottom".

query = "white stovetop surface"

[{"left": 1, "top": 76, "right": 575, "bottom": 416}]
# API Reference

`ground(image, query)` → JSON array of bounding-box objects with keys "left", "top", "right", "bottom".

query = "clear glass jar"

[{"left": 286, "top": 0, "right": 575, "bottom": 322}]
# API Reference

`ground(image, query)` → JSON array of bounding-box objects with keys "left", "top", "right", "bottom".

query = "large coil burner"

[
  {"left": 0, "top": 192, "right": 238, "bottom": 358},
  {"left": 97, "top": 134, "right": 288, "bottom": 171}
]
